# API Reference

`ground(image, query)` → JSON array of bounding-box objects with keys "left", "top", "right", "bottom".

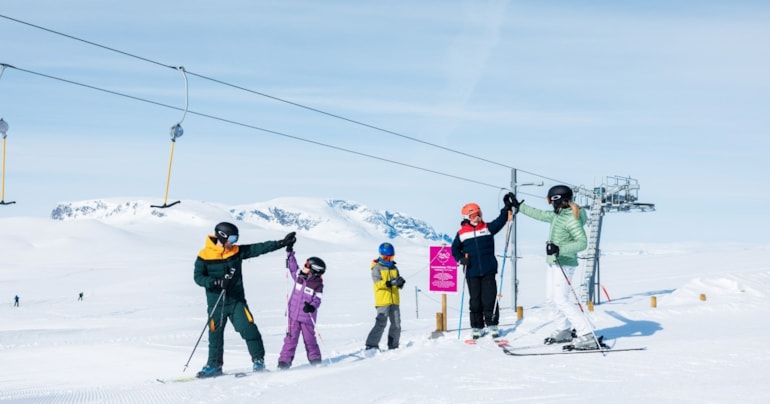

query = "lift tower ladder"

[{"left": 576, "top": 176, "right": 655, "bottom": 305}]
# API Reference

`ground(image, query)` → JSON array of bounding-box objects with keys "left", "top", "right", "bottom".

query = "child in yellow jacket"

[{"left": 364, "top": 242, "right": 406, "bottom": 351}]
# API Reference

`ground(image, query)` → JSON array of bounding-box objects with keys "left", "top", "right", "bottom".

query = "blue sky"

[{"left": 1, "top": 1, "right": 768, "bottom": 244}]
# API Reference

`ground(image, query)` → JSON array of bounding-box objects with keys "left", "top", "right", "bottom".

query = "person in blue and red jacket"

[{"left": 451, "top": 194, "right": 516, "bottom": 339}]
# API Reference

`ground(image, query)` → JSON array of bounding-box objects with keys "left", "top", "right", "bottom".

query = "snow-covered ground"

[{"left": 2, "top": 200, "right": 769, "bottom": 403}]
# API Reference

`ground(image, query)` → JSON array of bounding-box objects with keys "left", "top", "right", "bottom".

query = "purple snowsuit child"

[{"left": 277, "top": 250, "right": 326, "bottom": 369}]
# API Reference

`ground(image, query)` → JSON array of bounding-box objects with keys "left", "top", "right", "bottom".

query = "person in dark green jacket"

[
  {"left": 193, "top": 221, "right": 296, "bottom": 378},
  {"left": 513, "top": 186, "right": 600, "bottom": 350}
]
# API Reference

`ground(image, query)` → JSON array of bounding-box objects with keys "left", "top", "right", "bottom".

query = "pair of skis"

[
  {"left": 465, "top": 332, "right": 645, "bottom": 356},
  {"left": 501, "top": 341, "right": 646, "bottom": 356}
]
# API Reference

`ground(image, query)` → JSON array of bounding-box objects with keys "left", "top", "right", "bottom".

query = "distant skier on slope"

[
  {"left": 512, "top": 186, "right": 600, "bottom": 350},
  {"left": 193, "top": 221, "right": 296, "bottom": 378},
  {"left": 277, "top": 240, "right": 326, "bottom": 370}
]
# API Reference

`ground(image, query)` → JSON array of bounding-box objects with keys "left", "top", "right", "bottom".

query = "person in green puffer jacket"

[
  {"left": 511, "top": 186, "right": 599, "bottom": 349},
  {"left": 193, "top": 221, "right": 297, "bottom": 378}
]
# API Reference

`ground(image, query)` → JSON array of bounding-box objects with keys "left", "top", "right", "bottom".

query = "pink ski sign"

[{"left": 429, "top": 246, "right": 458, "bottom": 293}]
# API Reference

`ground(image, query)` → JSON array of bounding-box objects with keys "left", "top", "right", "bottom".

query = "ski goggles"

[
  {"left": 463, "top": 210, "right": 481, "bottom": 221},
  {"left": 218, "top": 230, "right": 239, "bottom": 244},
  {"left": 305, "top": 261, "right": 325, "bottom": 271},
  {"left": 548, "top": 195, "right": 562, "bottom": 204}
]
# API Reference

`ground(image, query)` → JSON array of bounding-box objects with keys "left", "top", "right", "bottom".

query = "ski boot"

[
  {"left": 277, "top": 361, "right": 291, "bottom": 370},
  {"left": 487, "top": 325, "right": 500, "bottom": 338},
  {"left": 471, "top": 328, "right": 483, "bottom": 340},
  {"left": 196, "top": 365, "right": 223, "bottom": 379},
  {"left": 253, "top": 358, "right": 266, "bottom": 372},
  {"left": 564, "top": 333, "right": 606, "bottom": 351},
  {"left": 364, "top": 345, "right": 380, "bottom": 358},
  {"left": 544, "top": 328, "right": 575, "bottom": 345}
]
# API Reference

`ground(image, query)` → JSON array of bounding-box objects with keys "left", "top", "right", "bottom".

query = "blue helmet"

[{"left": 378, "top": 242, "right": 395, "bottom": 256}]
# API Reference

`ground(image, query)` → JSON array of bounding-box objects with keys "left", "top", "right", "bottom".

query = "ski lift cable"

[
  {"left": 1, "top": 14, "right": 512, "bottom": 170},
  {"left": 3, "top": 64, "right": 507, "bottom": 191},
  {"left": 0, "top": 14, "right": 174, "bottom": 70},
  {"left": 0, "top": 14, "right": 581, "bottom": 191}
]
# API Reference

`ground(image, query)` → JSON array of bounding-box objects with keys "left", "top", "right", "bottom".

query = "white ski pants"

[{"left": 545, "top": 263, "right": 589, "bottom": 336}]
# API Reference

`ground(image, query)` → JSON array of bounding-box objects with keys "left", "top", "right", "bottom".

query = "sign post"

[{"left": 429, "top": 245, "right": 458, "bottom": 332}]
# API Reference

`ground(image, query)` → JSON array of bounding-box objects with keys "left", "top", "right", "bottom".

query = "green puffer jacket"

[
  {"left": 518, "top": 204, "right": 587, "bottom": 267},
  {"left": 193, "top": 235, "right": 283, "bottom": 307}
]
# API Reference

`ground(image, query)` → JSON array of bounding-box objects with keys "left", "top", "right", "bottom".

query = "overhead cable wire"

[
  {"left": 0, "top": 14, "right": 174, "bottom": 70},
  {"left": 0, "top": 13, "right": 578, "bottom": 190},
  {"left": 185, "top": 71, "right": 513, "bottom": 169},
  {"left": 4, "top": 64, "right": 507, "bottom": 191},
  {"left": 1, "top": 13, "right": 512, "bottom": 169}
]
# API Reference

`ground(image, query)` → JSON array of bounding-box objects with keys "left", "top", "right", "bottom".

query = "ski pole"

[
  {"left": 284, "top": 252, "right": 292, "bottom": 328},
  {"left": 183, "top": 287, "right": 226, "bottom": 372},
  {"left": 309, "top": 314, "right": 328, "bottom": 366},
  {"left": 216, "top": 267, "right": 236, "bottom": 334},
  {"left": 553, "top": 255, "right": 605, "bottom": 354},
  {"left": 456, "top": 254, "right": 468, "bottom": 340},
  {"left": 493, "top": 211, "right": 514, "bottom": 317}
]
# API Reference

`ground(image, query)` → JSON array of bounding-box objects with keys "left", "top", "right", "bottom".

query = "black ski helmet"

[
  {"left": 547, "top": 185, "right": 573, "bottom": 205},
  {"left": 305, "top": 257, "right": 327, "bottom": 275},
  {"left": 214, "top": 222, "right": 239, "bottom": 244}
]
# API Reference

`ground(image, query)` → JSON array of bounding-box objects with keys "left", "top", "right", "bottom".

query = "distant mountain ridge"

[{"left": 50, "top": 198, "right": 453, "bottom": 243}]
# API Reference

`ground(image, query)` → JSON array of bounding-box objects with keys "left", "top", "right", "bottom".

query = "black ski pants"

[{"left": 467, "top": 272, "right": 499, "bottom": 329}]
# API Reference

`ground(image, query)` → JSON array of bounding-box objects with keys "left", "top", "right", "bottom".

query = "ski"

[
  {"left": 500, "top": 346, "right": 646, "bottom": 356},
  {"left": 162, "top": 341, "right": 417, "bottom": 382},
  {"left": 464, "top": 338, "right": 508, "bottom": 345},
  {"left": 233, "top": 370, "right": 270, "bottom": 378},
  {"left": 156, "top": 376, "right": 199, "bottom": 384},
  {"left": 156, "top": 369, "right": 267, "bottom": 383},
  {"left": 328, "top": 341, "right": 414, "bottom": 364}
]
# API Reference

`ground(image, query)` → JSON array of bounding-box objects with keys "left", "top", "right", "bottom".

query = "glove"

[
  {"left": 546, "top": 242, "right": 560, "bottom": 256},
  {"left": 279, "top": 232, "right": 297, "bottom": 249},
  {"left": 503, "top": 192, "right": 522, "bottom": 211},
  {"left": 393, "top": 276, "right": 406, "bottom": 289},
  {"left": 212, "top": 267, "right": 236, "bottom": 289},
  {"left": 385, "top": 279, "right": 394, "bottom": 288},
  {"left": 303, "top": 302, "right": 316, "bottom": 313},
  {"left": 458, "top": 256, "right": 470, "bottom": 267},
  {"left": 213, "top": 277, "right": 231, "bottom": 289}
]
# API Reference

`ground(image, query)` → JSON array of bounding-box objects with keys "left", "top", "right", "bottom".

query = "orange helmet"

[{"left": 461, "top": 203, "right": 481, "bottom": 220}]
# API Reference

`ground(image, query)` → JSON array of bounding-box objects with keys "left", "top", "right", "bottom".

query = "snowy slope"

[{"left": 2, "top": 199, "right": 770, "bottom": 403}]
